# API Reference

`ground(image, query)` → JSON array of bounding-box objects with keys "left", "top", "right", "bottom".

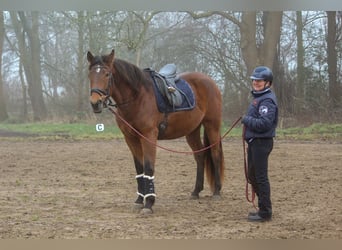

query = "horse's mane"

[
  {"left": 89, "top": 54, "right": 150, "bottom": 93},
  {"left": 113, "top": 59, "right": 151, "bottom": 92}
]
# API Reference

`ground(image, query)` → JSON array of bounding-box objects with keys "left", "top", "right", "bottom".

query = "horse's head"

[{"left": 87, "top": 49, "right": 115, "bottom": 113}]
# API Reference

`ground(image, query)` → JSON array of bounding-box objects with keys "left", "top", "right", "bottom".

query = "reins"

[
  {"left": 107, "top": 104, "right": 241, "bottom": 155},
  {"left": 242, "top": 125, "right": 258, "bottom": 210}
]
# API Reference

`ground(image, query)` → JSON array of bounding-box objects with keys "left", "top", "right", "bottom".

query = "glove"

[{"left": 241, "top": 115, "right": 248, "bottom": 124}]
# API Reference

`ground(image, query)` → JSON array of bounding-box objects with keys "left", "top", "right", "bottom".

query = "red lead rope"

[
  {"left": 108, "top": 105, "right": 241, "bottom": 155},
  {"left": 108, "top": 104, "right": 255, "bottom": 208},
  {"left": 242, "top": 125, "right": 258, "bottom": 210}
]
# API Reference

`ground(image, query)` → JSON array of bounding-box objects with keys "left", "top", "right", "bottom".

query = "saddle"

[
  {"left": 144, "top": 65, "right": 195, "bottom": 136},
  {"left": 154, "top": 64, "right": 183, "bottom": 107},
  {"left": 144, "top": 65, "right": 195, "bottom": 114}
]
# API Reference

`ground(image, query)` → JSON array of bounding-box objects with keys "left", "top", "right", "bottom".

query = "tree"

[
  {"left": 1, "top": 11, "right": 340, "bottom": 124},
  {"left": 296, "top": 11, "right": 305, "bottom": 115},
  {"left": 187, "top": 11, "right": 282, "bottom": 73},
  {"left": 117, "top": 11, "right": 162, "bottom": 66},
  {"left": 327, "top": 11, "right": 340, "bottom": 112},
  {"left": 186, "top": 11, "right": 282, "bottom": 119},
  {"left": 76, "top": 11, "right": 86, "bottom": 115},
  {"left": 10, "top": 11, "right": 47, "bottom": 121},
  {"left": 0, "top": 11, "right": 9, "bottom": 121}
]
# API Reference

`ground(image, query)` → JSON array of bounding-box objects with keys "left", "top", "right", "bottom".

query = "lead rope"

[
  {"left": 242, "top": 124, "right": 258, "bottom": 210},
  {"left": 107, "top": 104, "right": 241, "bottom": 155}
]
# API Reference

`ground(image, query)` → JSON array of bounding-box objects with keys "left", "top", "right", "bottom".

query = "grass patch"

[
  {"left": 1, "top": 122, "right": 341, "bottom": 141},
  {"left": 277, "top": 123, "right": 342, "bottom": 140},
  {"left": 0, "top": 122, "right": 123, "bottom": 140},
  {"left": 221, "top": 122, "right": 342, "bottom": 141}
]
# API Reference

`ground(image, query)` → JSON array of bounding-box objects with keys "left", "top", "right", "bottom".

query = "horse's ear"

[
  {"left": 109, "top": 49, "right": 115, "bottom": 65},
  {"left": 87, "top": 51, "right": 94, "bottom": 63}
]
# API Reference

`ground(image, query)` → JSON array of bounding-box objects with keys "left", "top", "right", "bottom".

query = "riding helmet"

[{"left": 250, "top": 66, "right": 273, "bottom": 83}]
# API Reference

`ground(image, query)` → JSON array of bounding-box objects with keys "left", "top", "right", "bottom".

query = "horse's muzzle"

[{"left": 90, "top": 100, "right": 104, "bottom": 113}]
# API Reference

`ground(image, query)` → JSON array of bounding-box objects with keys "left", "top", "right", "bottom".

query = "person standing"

[{"left": 241, "top": 66, "right": 278, "bottom": 222}]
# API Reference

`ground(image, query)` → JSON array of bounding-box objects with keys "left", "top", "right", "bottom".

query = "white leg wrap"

[
  {"left": 137, "top": 192, "right": 144, "bottom": 198},
  {"left": 135, "top": 174, "right": 156, "bottom": 204},
  {"left": 144, "top": 193, "right": 156, "bottom": 204},
  {"left": 143, "top": 175, "right": 155, "bottom": 180},
  {"left": 144, "top": 175, "right": 156, "bottom": 204},
  {"left": 135, "top": 174, "right": 144, "bottom": 179}
]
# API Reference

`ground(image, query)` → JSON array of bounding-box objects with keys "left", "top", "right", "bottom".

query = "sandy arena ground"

[{"left": 0, "top": 137, "right": 341, "bottom": 239}]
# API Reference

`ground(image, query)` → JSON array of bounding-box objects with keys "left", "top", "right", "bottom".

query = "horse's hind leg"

[
  {"left": 186, "top": 126, "right": 205, "bottom": 199},
  {"left": 203, "top": 122, "right": 224, "bottom": 198}
]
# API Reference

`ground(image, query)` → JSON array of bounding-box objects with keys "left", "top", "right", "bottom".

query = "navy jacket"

[{"left": 242, "top": 88, "right": 278, "bottom": 141}]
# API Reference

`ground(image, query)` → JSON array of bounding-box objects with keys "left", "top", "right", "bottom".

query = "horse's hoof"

[
  {"left": 140, "top": 208, "right": 153, "bottom": 215},
  {"left": 212, "top": 194, "right": 221, "bottom": 200},
  {"left": 132, "top": 203, "right": 144, "bottom": 212},
  {"left": 190, "top": 194, "right": 199, "bottom": 200}
]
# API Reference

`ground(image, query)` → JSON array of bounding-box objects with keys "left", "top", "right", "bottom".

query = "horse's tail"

[{"left": 204, "top": 131, "right": 224, "bottom": 193}]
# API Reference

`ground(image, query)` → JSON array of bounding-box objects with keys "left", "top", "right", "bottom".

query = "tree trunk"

[
  {"left": 10, "top": 11, "right": 47, "bottom": 121},
  {"left": 76, "top": 11, "right": 86, "bottom": 116},
  {"left": 262, "top": 11, "right": 283, "bottom": 68},
  {"left": 240, "top": 12, "right": 257, "bottom": 74},
  {"left": 240, "top": 11, "right": 282, "bottom": 75},
  {"left": 0, "top": 11, "right": 8, "bottom": 121},
  {"left": 327, "top": 11, "right": 340, "bottom": 110},
  {"left": 19, "top": 62, "right": 28, "bottom": 120},
  {"left": 296, "top": 11, "right": 305, "bottom": 115}
]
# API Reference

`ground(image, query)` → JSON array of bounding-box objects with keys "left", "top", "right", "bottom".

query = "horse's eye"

[{"left": 105, "top": 73, "right": 110, "bottom": 77}]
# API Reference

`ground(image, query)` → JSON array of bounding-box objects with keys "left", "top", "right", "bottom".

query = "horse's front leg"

[
  {"left": 134, "top": 157, "right": 145, "bottom": 207},
  {"left": 134, "top": 158, "right": 156, "bottom": 214},
  {"left": 122, "top": 134, "right": 145, "bottom": 208},
  {"left": 139, "top": 132, "right": 158, "bottom": 215},
  {"left": 124, "top": 126, "right": 157, "bottom": 215}
]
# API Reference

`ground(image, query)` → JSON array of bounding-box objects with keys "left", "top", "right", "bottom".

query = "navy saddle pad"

[{"left": 152, "top": 77, "right": 196, "bottom": 113}]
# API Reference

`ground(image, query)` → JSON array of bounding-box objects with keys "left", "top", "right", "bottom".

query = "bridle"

[
  {"left": 89, "top": 65, "right": 113, "bottom": 104},
  {"left": 89, "top": 64, "right": 138, "bottom": 108}
]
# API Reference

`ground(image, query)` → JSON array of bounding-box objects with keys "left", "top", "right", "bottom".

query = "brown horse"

[{"left": 87, "top": 49, "right": 224, "bottom": 214}]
